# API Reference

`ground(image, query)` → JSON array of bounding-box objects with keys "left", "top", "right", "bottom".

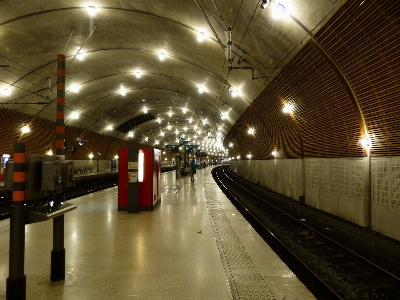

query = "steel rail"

[{"left": 212, "top": 166, "right": 342, "bottom": 299}]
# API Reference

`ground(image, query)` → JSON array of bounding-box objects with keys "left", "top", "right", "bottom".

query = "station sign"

[{"left": 171, "top": 145, "right": 180, "bottom": 153}]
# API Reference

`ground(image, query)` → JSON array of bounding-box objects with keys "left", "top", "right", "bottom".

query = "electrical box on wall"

[
  {"left": 5, "top": 154, "right": 74, "bottom": 199},
  {"left": 4, "top": 155, "right": 43, "bottom": 200},
  {"left": 41, "top": 161, "right": 62, "bottom": 191},
  {"left": 61, "top": 160, "right": 75, "bottom": 188}
]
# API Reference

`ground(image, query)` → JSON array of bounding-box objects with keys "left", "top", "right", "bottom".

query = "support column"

[
  {"left": 51, "top": 54, "right": 66, "bottom": 281},
  {"left": 56, "top": 54, "right": 65, "bottom": 156},
  {"left": 51, "top": 205, "right": 65, "bottom": 281},
  {"left": 6, "top": 143, "right": 27, "bottom": 300}
]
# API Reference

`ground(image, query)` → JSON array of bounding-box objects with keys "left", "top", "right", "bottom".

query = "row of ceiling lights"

[
  {"left": 3, "top": 3, "right": 288, "bottom": 155},
  {"left": 83, "top": 2, "right": 230, "bottom": 154},
  {"left": 0, "top": 4, "right": 236, "bottom": 155},
  {"left": 20, "top": 122, "right": 227, "bottom": 156}
]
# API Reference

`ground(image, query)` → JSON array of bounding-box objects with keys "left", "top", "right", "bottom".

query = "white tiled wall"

[
  {"left": 229, "top": 157, "right": 400, "bottom": 241},
  {"left": 371, "top": 157, "right": 400, "bottom": 240}
]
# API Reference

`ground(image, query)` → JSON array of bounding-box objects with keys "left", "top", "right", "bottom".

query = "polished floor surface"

[{"left": 0, "top": 167, "right": 314, "bottom": 299}]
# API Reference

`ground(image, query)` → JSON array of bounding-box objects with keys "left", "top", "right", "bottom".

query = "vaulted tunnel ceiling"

[
  {"left": 0, "top": 0, "right": 344, "bottom": 152},
  {"left": 1, "top": 0, "right": 398, "bottom": 159}
]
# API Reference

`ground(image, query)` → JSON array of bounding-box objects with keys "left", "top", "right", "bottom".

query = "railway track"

[
  {"left": 0, "top": 167, "right": 175, "bottom": 220},
  {"left": 0, "top": 173, "right": 118, "bottom": 220},
  {"left": 213, "top": 166, "right": 400, "bottom": 300}
]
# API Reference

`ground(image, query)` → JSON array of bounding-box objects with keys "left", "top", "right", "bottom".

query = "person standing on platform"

[{"left": 190, "top": 160, "right": 197, "bottom": 182}]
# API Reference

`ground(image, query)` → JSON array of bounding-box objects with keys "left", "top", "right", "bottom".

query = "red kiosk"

[
  {"left": 0, "top": 154, "right": 10, "bottom": 182},
  {"left": 118, "top": 147, "right": 161, "bottom": 211}
]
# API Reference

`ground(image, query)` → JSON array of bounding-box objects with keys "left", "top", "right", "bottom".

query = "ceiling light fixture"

[
  {"left": 0, "top": 88, "right": 11, "bottom": 96},
  {"left": 77, "top": 138, "right": 88, "bottom": 146},
  {"left": 70, "top": 85, "right": 80, "bottom": 93},
  {"left": 87, "top": 6, "right": 96, "bottom": 16},
  {"left": 106, "top": 125, "right": 113, "bottom": 131},
  {"left": 198, "top": 86, "right": 205, "bottom": 93},
  {"left": 21, "top": 125, "right": 30, "bottom": 134},
  {"left": 273, "top": 3, "right": 287, "bottom": 19},
  {"left": 359, "top": 137, "right": 371, "bottom": 148},
  {"left": 135, "top": 71, "right": 142, "bottom": 78},
  {"left": 119, "top": 86, "right": 127, "bottom": 96},
  {"left": 282, "top": 103, "right": 293, "bottom": 113},
  {"left": 260, "top": 0, "right": 271, "bottom": 9},
  {"left": 77, "top": 52, "right": 84, "bottom": 61},
  {"left": 248, "top": 128, "right": 255, "bottom": 135},
  {"left": 159, "top": 52, "right": 166, "bottom": 61},
  {"left": 197, "top": 32, "right": 205, "bottom": 42},
  {"left": 71, "top": 112, "right": 79, "bottom": 119},
  {"left": 128, "top": 132, "right": 134, "bottom": 138},
  {"left": 182, "top": 107, "right": 187, "bottom": 114}
]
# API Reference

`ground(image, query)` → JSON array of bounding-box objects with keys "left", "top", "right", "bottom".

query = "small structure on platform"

[{"left": 118, "top": 147, "right": 161, "bottom": 212}]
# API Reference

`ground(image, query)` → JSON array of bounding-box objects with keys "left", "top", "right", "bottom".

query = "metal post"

[
  {"left": 51, "top": 195, "right": 65, "bottom": 281},
  {"left": 176, "top": 154, "right": 180, "bottom": 181},
  {"left": 51, "top": 54, "right": 66, "bottom": 281},
  {"left": 7, "top": 143, "right": 27, "bottom": 300}
]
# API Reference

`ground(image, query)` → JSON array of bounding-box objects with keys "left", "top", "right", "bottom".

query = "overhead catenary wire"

[
  {"left": 211, "top": 0, "right": 227, "bottom": 29},
  {"left": 49, "top": 28, "right": 76, "bottom": 89},
  {"left": 194, "top": 0, "right": 225, "bottom": 50}
]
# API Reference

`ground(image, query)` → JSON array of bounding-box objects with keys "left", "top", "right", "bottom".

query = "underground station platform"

[{"left": 0, "top": 168, "right": 314, "bottom": 299}]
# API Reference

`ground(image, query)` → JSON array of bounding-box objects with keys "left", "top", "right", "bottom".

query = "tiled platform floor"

[{"left": 0, "top": 167, "right": 314, "bottom": 299}]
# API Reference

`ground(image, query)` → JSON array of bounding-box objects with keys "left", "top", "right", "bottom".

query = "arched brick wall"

[
  {"left": 0, "top": 109, "right": 144, "bottom": 159},
  {"left": 225, "top": 0, "right": 399, "bottom": 159}
]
